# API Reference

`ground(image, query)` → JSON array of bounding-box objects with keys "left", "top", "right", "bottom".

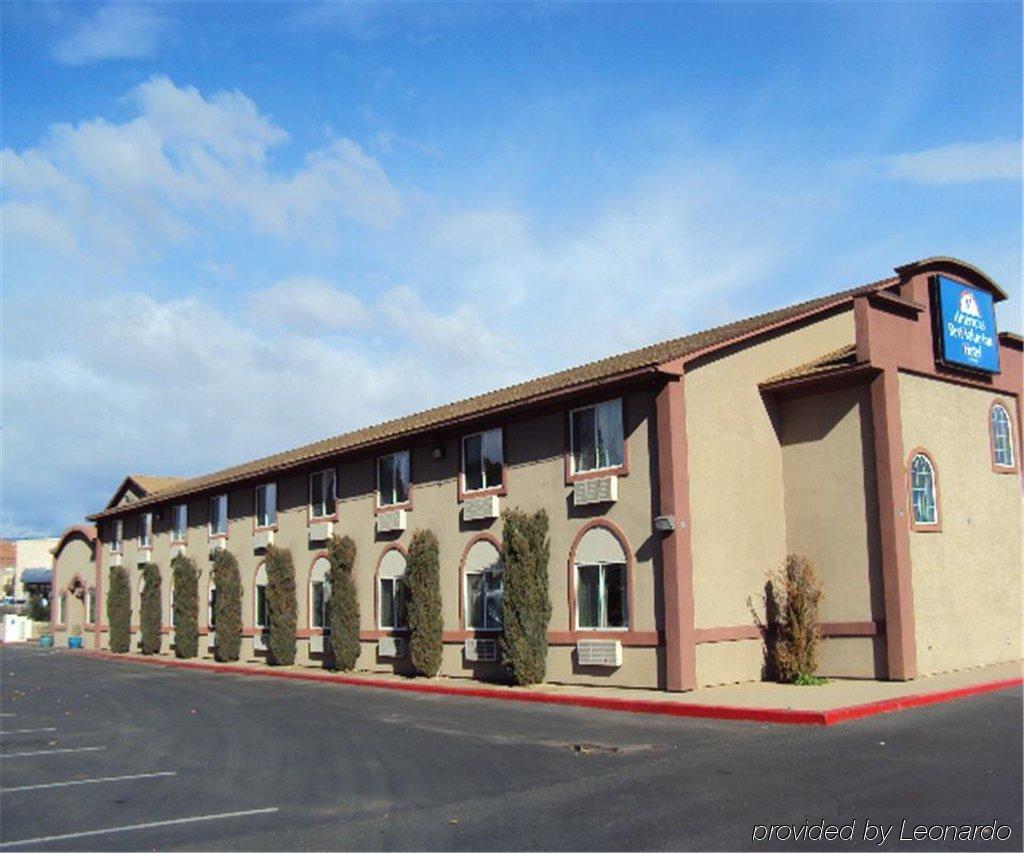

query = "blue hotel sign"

[{"left": 932, "top": 276, "right": 1000, "bottom": 373}]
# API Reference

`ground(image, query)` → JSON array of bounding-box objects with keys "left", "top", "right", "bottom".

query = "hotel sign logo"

[{"left": 932, "top": 275, "right": 999, "bottom": 374}]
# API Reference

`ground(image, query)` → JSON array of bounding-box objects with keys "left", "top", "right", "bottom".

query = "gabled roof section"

[
  {"left": 88, "top": 256, "right": 1003, "bottom": 521},
  {"left": 761, "top": 344, "right": 863, "bottom": 386},
  {"left": 52, "top": 525, "right": 98, "bottom": 560},
  {"left": 104, "top": 475, "right": 186, "bottom": 510}
]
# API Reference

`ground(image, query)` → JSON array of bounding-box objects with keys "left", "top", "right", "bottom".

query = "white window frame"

[
  {"left": 209, "top": 494, "right": 228, "bottom": 538},
  {"left": 378, "top": 576, "right": 407, "bottom": 630},
  {"left": 464, "top": 567, "right": 503, "bottom": 631},
  {"left": 57, "top": 592, "right": 67, "bottom": 625},
  {"left": 111, "top": 519, "right": 123, "bottom": 553},
  {"left": 309, "top": 469, "right": 337, "bottom": 519},
  {"left": 255, "top": 565, "right": 269, "bottom": 631},
  {"left": 87, "top": 588, "right": 96, "bottom": 624},
  {"left": 255, "top": 483, "right": 277, "bottom": 529},
  {"left": 461, "top": 428, "right": 504, "bottom": 495},
  {"left": 171, "top": 503, "right": 188, "bottom": 542},
  {"left": 139, "top": 512, "right": 152, "bottom": 550},
  {"left": 569, "top": 398, "right": 624, "bottom": 475},
  {"left": 991, "top": 404, "right": 1015, "bottom": 468},
  {"left": 376, "top": 450, "right": 411, "bottom": 508},
  {"left": 574, "top": 561, "right": 629, "bottom": 630},
  {"left": 309, "top": 557, "right": 331, "bottom": 631},
  {"left": 910, "top": 454, "right": 938, "bottom": 526}
]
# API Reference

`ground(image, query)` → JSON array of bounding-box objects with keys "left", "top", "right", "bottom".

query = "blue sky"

[{"left": 2, "top": 1, "right": 1021, "bottom": 537}]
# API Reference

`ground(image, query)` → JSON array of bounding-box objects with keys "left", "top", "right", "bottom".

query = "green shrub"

[
  {"left": 406, "top": 530, "right": 443, "bottom": 677},
  {"left": 265, "top": 545, "right": 297, "bottom": 666},
  {"left": 107, "top": 564, "right": 131, "bottom": 653},
  {"left": 27, "top": 592, "right": 49, "bottom": 622},
  {"left": 212, "top": 549, "right": 242, "bottom": 662},
  {"left": 171, "top": 554, "right": 200, "bottom": 659},
  {"left": 327, "top": 535, "right": 361, "bottom": 671},
  {"left": 767, "top": 555, "right": 824, "bottom": 684},
  {"left": 139, "top": 562, "right": 162, "bottom": 655},
  {"left": 500, "top": 508, "right": 552, "bottom": 685}
]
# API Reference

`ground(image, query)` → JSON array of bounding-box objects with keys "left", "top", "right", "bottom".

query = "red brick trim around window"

[
  {"left": 566, "top": 518, "right": 635, "bottom": 636},
  {"left": 988, "top": 399, "right": 1019, "bottom": 475},
  {"left": 905, "top": 446, "right": 942, "bottom": 533},
  {"left": 373, "top": 543, "right": 408, "bottom": 631},
  {"left": 563, "top": 396, "right": 631, "bottom": 484}
]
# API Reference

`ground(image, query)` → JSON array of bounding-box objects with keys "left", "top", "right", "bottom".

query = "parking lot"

[{"left": 1, "top": 644, "right": 1020, "bottom": 851}]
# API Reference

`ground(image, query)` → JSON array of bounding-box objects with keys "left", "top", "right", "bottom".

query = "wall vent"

[
  {"left": 378, "top": 636, "right": 405, "bottom": 658},
  {"left": 464, "top": 638, "right": 498, "bottom": 662},
  {"left": 573, "top": 475, "right": 618, "bottom": 506},
  {"left": 576, "top": 639, "right": 623, "bottom": 667},
  {"left": 376, "top": 509, "right": 407, "bottom": 534}
]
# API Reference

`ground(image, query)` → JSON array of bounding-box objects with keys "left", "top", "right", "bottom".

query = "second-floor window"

[
  {"left": 139, "top": 512, "right": 152, "bottom": 549},
  {"left": 171, "top": 504, "right": 188, "bottom": 541},
  {"left": 991, "top": 403, "right": 1015, "bottom": 469},
  {"left": 310, "top": 469, "right": 337, "bottom": 519},
  {"left": 377, "top": 451, "right": 410, "bottom": 507},
  {"left": 111, "top": 519, "right": 123, "bottom": 552},
  {"left": 209, "top": 494, "right": 228, "bottom": 537},
  {"left": 462, "top": 428, "right": 503, "bottom": 493},
  {"left": 256, "top": 483, "right": 277, "bottom": 528},
  {"left": 570, "top": 399, "right": 624, "bottom": 474}
]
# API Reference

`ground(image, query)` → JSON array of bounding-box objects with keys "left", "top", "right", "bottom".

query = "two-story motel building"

[{"left": 50, "top": 257, "right": 1022, "bottom": 691}]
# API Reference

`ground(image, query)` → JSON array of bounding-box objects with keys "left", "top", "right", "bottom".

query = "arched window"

[
  {"left": 990, "top": 403, "right": 1015, "bottom": 470},
  {"left": 86, "top": 588, "right": 96, "bottom": 624},
  {"left": 58, "top": 592, "right": 68, "bottom": 626},
  {"left": 909, "top": 452, "right": 938, "bottom": 528},
  {"left": 254, "top": 562, "right": 268, "bottom": 631},
  {"left": 462, "top": 539, "right": 503, "bottom": 631},
  {"left": 573, "top": 524, "right": 629, "bottom": 630},
  {"left": 377, "top": 549, "right": 407, "bottom": 630},
  {"left": 310, "top": 557, "right": 331, "bottom": 630}
]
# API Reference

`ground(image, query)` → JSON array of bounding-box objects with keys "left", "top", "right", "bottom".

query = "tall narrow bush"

[
  {"left": 500, "top": 508, "right": 552, "bottom": 685},
  {"left": 107, "top": 564, "right": 131, "bottom": 653},
  {"left": 172, "top": 554, "right": 200, "bottom": 659},
  {"left": 139, "top": 562, "right": 162, "bottom": 655},
  {"left": 212, "top": 549, "right": 242, "bottom": 662},
  {"left": 265, "top": 545, "right": 297, "bottom": 666},
  {"left": 406, "top": 530, "right": 443, "bottom": 677},
  {"left": 767, "top": 555, "right": 823, "bottom": 683},
  {"left": 327, "top": 534, "right": 361, "bottom": 671}
]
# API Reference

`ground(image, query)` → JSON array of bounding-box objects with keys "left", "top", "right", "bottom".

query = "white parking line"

[
  {"left": 0, "top": 807, "right": 280, "bottom": 847},
  {"left": 3, "top": 771, "right": 178, "bottom": 792},
  {"left": 1, "top": 746, "right": 105, "bottom": 759},
  {"left": 0, "top": 727, "right": 57, "bottom": 736},
  {"left": 0, "top": 714, "right": 14, "bottom": 718}
]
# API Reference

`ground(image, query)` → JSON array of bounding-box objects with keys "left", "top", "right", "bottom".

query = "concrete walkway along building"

[{"left": 50, "top": 256, "right": 1022, "bottom": 692}]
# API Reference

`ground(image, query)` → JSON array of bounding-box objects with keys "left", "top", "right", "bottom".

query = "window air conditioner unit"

[
  {"left": 573, "top": 475, "right": 618, "bottom": 507},
  {"left": 109, "top": 553, "right": 123, "bottom": 567},
  {"left": 309, "top": 633, "right": 326, "bottom": 654},
  {"left": 253, "top": 529, "right": 274, "bottom": 551},
  {"left": 209, "top": 539, "right": 226, "bottom": 559},
  {"left": 254, "top": 631, "right": 268, "bottom": 651},
  {"left": 136, "top": 549, "right": 151, "bottom": 566},
  {"left": 464, "top": 638, "right": 498, "bottom": 662},
  {"left": 576, "top": 639, "right": 623, "bottom": 667},
  {"left": 308, "top": 521, "right": 333, "bottom": 544},
  {"left": 463, "top": 495, "right": 500, "bottom": 521},
  {"left": 378, "top": 636, "right": 405, "bottom": 658},
  {"left": 376, "top": 509, "right": 407, "bottom": 534},
  {"left": 171, "top": 543, "right": 187, "bottom": 558}
]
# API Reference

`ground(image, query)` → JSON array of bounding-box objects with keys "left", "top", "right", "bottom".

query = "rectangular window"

[
  {"left": 576, "top": 563, "right": 628, "bottom": 629},
  {"left": 111, "top": 520, "right": 123, "bottom": 552},
  {"left": 570, "top": 399, "right": 624, "bottom": 474},
  {"left": 256, "top": 585, "right": 269, "bottom": 629},
  {"left": 309, "top": 469, "right": 337, "bottom": 519},
  {"left": 87, "top": 590, "right": 96, "bottom": 624},
  {"left": 462, "top": 429, "right": 503, "bottom": 494},
  {"left": 208, "top": 587, "right": 217, "bottom": 628},
  {"left": 209, "top": 495, "right": 228, "bottom": 537},
  {"left": 255, "top": 483, "right": 277, "bottom": 528},
  {"left": 379, "top": 577, "right": 407, "bottom": 629},
  {"left": 311, "top": 581, "right": 329, "bottom": 629},
  {"left": 171, "top": 504, "right": 188, "bottom": 542},
  {"left": 139, "top": 512, "right": 152, "bottom": 549},
  {"left": 466, "top": 571, "right": 503, "bottom": 630},
  {"left": 58, "top": 593, "right": 67, "bottom": 625},
  {"left": 377, "top": 451, "right": 410, "bottom": 507}
]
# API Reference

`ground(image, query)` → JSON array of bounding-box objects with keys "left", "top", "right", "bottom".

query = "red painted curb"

[{"left": 77, "top": 650, "right": 1022, "bottom": 727}]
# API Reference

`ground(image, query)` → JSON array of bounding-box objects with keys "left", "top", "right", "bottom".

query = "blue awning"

[{"left": 20, "top": 568, "right": 51, "bottom": 584}]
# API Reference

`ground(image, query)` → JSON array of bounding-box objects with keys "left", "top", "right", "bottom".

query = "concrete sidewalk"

[{"left": 68, "top": 647, "right": 1023, "bottom": 725}]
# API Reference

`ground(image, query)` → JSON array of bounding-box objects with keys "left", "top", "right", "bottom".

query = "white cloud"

[
  {"left": 1, "top": 76, "right": 403, "bottom": 264},
  {"left": 874, "top": 139, "right": 1021, "bottom": 185},
  {"left": 247, "top": 277, "right": 369, "bottom": 334},
  {"left": 51, "top": 4, "right": 171, "bottom": 65}
]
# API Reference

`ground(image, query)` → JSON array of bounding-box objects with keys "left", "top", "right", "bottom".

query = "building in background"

[{"left": 1, "top": 537, "right": 59, "bottom": 601}]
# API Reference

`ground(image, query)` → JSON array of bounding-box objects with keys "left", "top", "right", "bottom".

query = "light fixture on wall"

[
  {"left": 653, "top": 515, "right": 676, "bottom": 532},
  {"left": 431, "top": 445, "right": 446, "bottom": 460}
]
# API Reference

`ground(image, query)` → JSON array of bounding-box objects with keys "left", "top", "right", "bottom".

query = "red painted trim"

[
  {"left": 457, "top": 427, "right": 509, "bottom": 502},
  {"left": 547, "top": 630, "right": 661, "bottom": 646},
  {"left": 457, "top": 532, "right": 503, "bottom": 630},
  {"left": 564, "top": 396, "right": 631, "bottom": 484},
  {"left": 51, "top": 525, "right": 98, "bottom": 561},
  {"left": 905, "top": 446, "right": 942, "bottom": 533},
  {"left": 566, "top": 518, "right": 635, "bottom": 634},
  {"left": 655, "top": 376, "right": 697, "bottom": 691},
  {"left": 76, "top": 650, "right": 1023, "bottom": 727},
  {"left": 988, "top": 399, "right": 1019, "bottom": 474},
  {"left": 373, "top": 543, "right": 408, "bottom": 630}
]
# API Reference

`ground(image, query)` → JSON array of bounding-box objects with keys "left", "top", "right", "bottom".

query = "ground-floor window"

[
  {"left": 208, "top": 584, "right": 217, "bottom": 629},
  {"left": 463, "top": 538, "right": 504, "bottom": 631},
  {"left": 87, "top": 588, "right": 96, "bottom": 624},
  {"left": 310, "top": 556, "right": 331, "bottom": 630},
  {"left": 58, "top": 592, "right": 67, "bottom": 625},
  {"left": 378, "top": 548, "right": 408, "bottom": 630},
  {"left": 255, "top": 563, "right": 269, "bottom": 631},
  {"left": 576, "top": 563, "right": 628, "bottom": 629}
]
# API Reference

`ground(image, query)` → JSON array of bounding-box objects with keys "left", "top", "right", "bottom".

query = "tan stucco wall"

[
  {"left": 100, "top": 389, "right": 663, "bottom": 688},
  {"left": 898, "top": 372, "right": 1023, "bottom": 675},
  {"left": 52, "top": 535, "right": 94, "bottom": 637},
  {"left": 685, "top": 308, "right": 856, "bottom": 686}
]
